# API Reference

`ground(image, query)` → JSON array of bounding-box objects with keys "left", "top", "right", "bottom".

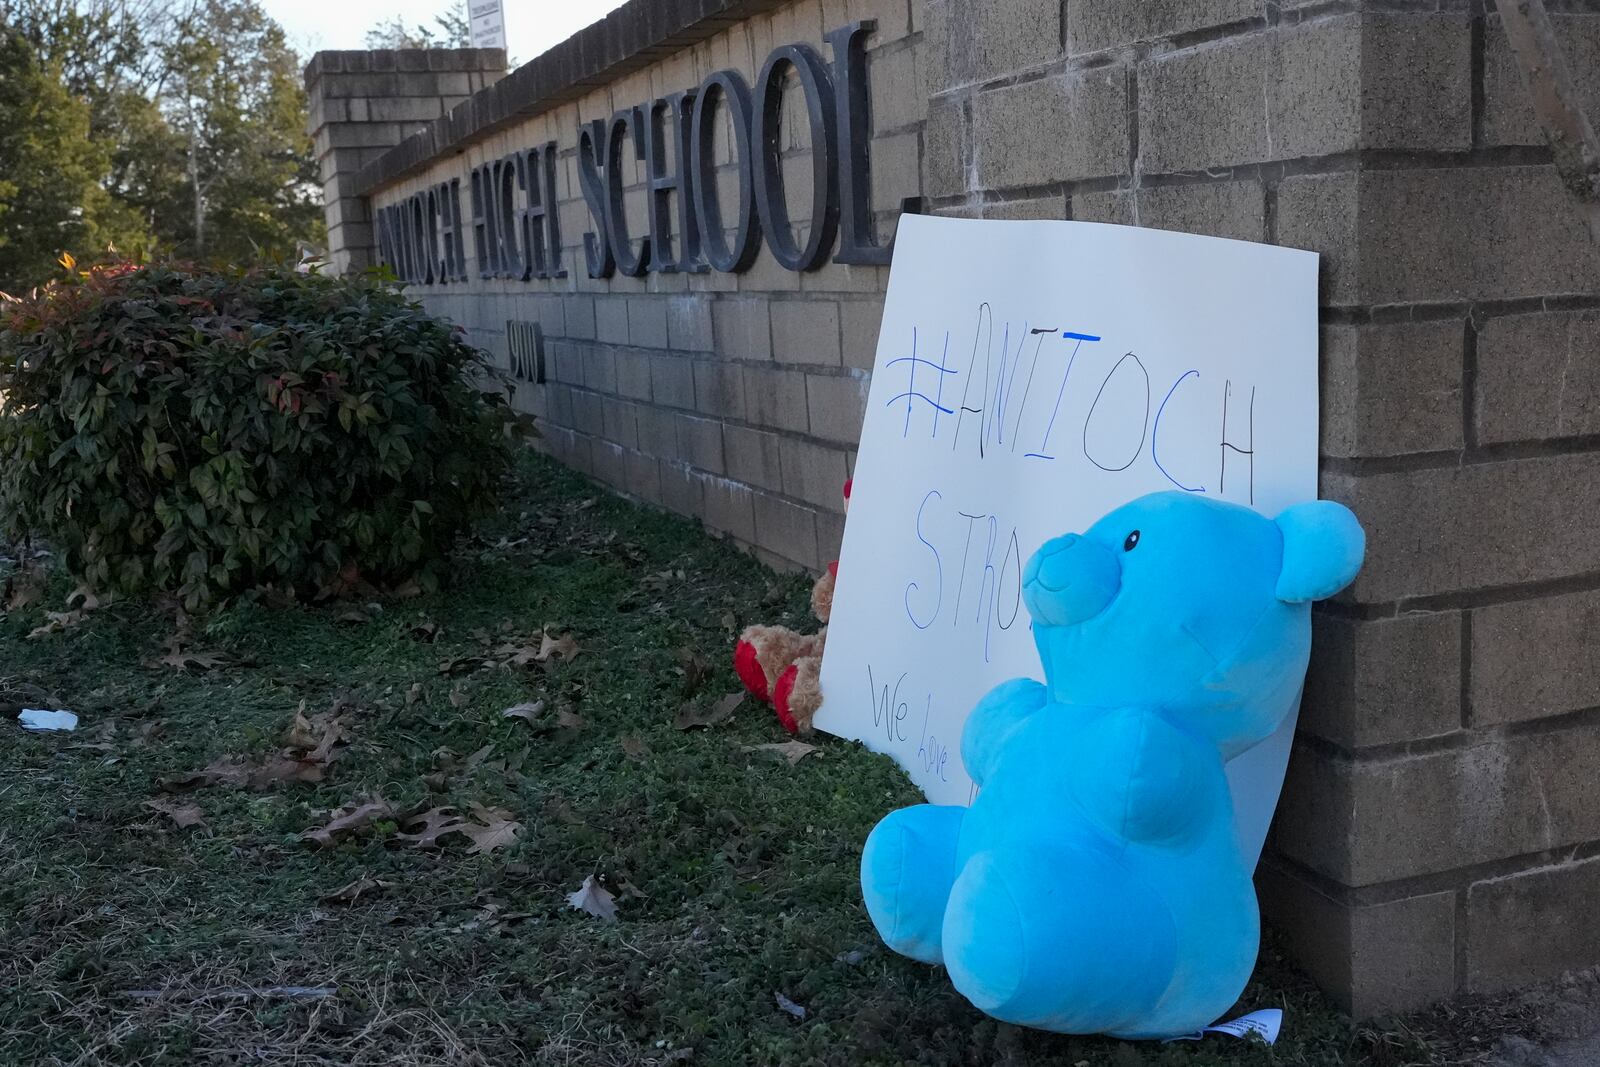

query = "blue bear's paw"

[
  {"left": 942, "top": 847, "right": 1179, "bottom": 1034},
  {"left": 961, "top": 678, "right": 1049, "bottom": 787},
  {"left": 861, "top": 804, "right": 966, "bottom": 965}
]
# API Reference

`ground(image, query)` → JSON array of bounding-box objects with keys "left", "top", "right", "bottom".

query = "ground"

[{"left": 0, "top": 452, "right": 1536, "bottom": 1065}]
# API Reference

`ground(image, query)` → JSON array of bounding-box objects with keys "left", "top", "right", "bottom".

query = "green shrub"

[{"left": 0, "top": 261, "right": 514, "bottom": 609}]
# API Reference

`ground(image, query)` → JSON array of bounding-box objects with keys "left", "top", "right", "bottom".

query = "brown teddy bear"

[{"left": 733, "top": 480, "right": 849, "bottom": 734}]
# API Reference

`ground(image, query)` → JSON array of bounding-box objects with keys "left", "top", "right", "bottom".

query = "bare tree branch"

[{"left": 1494, "top": 0, "right": 1600, "bottom": 247}]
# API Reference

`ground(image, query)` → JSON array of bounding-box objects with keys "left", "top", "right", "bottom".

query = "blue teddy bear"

[{"left": 860, "top": 491, "right": 1364, "bottom": 1039}]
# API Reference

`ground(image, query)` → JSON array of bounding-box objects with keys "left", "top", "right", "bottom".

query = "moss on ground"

[{"left": 0, "top": 451, "right": 1465, "bottom": 1065}]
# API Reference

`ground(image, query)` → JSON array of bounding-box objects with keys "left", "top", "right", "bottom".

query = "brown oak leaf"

[
  {"left": 249, "top": 755, "right": 328, "bottom": 789},
  {"left": 460, "top": 803, "right": 521, "bottom": 855},
  {"left": 745, "top": 740, "right": 820, "bottom": 767},
  {"left": 395, "top": 806, "right": 470, "bottom": 849},
  {"left": 28, "top": 610, "right": 86, "bottom": 639},
  {"left": 674, "top": 692, "right": 744, "bottom": 731},
  {"left": 160, "top": 756, "right": 251, "bottom": 791},
  {"left": 153, "top": 645, "right": 228, "bottom": 672},
  {"left": 301, "top": 796, "right": 393, "bottom": 848},
  {"left": 536, "top": 628, "right": 580, "bottom": 663},
  {"left": 282, "top": 702, "right": 351, "bottom": 765},
  {"left": 143, "top": 797, "right": 206, "bottom": 829}
]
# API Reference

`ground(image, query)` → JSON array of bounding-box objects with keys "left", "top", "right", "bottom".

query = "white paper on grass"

[
  {"left": 1166, "top": 1008, "right": 1284, "bottom": 1045},
  {"left": 18, "top": 709, "right": 78, "bottom": 731},
  {"left": 813, "top": 215, "right": 1319, "bottom": 867}
]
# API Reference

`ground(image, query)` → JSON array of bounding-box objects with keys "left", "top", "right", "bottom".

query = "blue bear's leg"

[
  {"left": 941, "top": 847, "right": 1179, "bottom": 1034},
  {"left": 861, "top": 804, "right": 967, "bottom": 965}
]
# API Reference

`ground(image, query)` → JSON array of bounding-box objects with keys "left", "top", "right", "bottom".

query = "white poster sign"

[
  {"left": 468, "top": 0, "right": 505, "bottom": 49},
  {"left": 814, "top": 215, "right": 1319, "bottom": 865}
]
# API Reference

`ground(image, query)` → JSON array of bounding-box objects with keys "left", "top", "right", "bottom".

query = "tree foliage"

[
  {"left": 365, "top": 1, "right": 470, "bottom": 49},
  {"left": 0, "top": 0, "right": 321, "bottom": 291},
  {"left": 163, "top": 0, "right": 322, "bottom": 261}
]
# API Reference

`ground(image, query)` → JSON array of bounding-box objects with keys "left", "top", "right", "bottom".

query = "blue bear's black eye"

[{"left": 1123, "top": 530, "right": 1141, "bottom": 552}]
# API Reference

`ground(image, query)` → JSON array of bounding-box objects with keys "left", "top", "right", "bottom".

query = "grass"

[{"left": 0, "top": 451, "right": 1478, "bottom": 1065}]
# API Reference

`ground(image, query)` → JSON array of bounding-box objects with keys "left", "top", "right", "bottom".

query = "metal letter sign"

[{"left": 374, "top": 21, "right": 907, "bottom": 285}]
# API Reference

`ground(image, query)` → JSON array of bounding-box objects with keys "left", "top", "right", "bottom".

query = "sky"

[{"left": 260, "top": 0, "right": 630, "bottom": 68}]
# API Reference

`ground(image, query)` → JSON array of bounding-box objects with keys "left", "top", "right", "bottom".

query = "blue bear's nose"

[{"left": 1022, "top": 533, "right": 1121, "bottom": 627}]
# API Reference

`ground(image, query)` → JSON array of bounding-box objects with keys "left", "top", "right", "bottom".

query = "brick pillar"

[
  {"left": 928, "top": 0, "right": 1600, "bottom": 1018},
  {"left": 304, "top": 48, "right": 506, "bottom": 274},
  {"left": 1248, "top": 12, "right": 1600, "bottom": 1018}
]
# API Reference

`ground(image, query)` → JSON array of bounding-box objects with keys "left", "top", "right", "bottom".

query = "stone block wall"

[
  {"left": 310, "top": 0, "right": 1600, "bottom": 1019},
  {"left": 317, "top": 0, "right": 923, "bottom": 575}
]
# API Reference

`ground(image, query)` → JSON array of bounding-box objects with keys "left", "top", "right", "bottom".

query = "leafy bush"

[{"left": 0, "top": 261, "right": 513, "bottom": 608}]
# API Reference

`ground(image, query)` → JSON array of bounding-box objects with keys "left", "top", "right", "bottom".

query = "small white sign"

[
  {"left": 813, "top": 215, "right": 1320, "bottom": 866},
  {"left": 468, "top": 0, "right": 505, "bottom": 49}
]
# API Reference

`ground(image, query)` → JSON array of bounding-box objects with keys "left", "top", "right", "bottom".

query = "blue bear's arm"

[
  {"left": 961, "top": 678, "right": 1049, "bottom": 787},
  {"left": 1068, "top": 707, "right": 1224, "bottom": 847}
]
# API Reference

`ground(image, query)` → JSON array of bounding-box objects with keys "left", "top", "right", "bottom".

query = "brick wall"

[
  {"left": 310, "top": 0, "right": 1600, "bottom": 1017},
  {"left": 925, "top": 0, "right": 1600, "bottom": 1017}
]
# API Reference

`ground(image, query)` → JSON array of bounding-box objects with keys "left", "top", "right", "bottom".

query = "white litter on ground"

[
  {"left": 17, "top": 708, "right": 78, "bottom": 731},
  {"left": 1166, "top": 1008, "right": 1282, "bottom": 1045}
]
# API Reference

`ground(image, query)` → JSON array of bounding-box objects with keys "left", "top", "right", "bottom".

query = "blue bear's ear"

[{"left": 1274, "top": 500, "right": 1365, "bottom": 603}]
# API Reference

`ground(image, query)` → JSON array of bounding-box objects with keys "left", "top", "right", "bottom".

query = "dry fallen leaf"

[
  {"left": 395, "top": 806, "right": 469, "bottom": 849},
  {"left": 3, "top": 565, "right": 45, "bottom": 612},
  {"left": 323, "top": 875, "right": 393, "bottom": 905},
  {"left": 28, "top": 610, "right": 86, "bottom": 639},
  {"left": 501, "top": 700, "right": 546, "bottom": 724},
  {"left": 248, "top": 755, "right": 328, "bottom": 788},
  {"left": 745, "top": 740, "right": 819, "bottom": 767},
  {"left": 437, "top": 653, "right": 484, "bottom": 675},
  {"left": 619, "top": 735, "right": 650, "bottom": 762},
  {"left": 674, "top": 692, "right": 744, "bottom": 731},
  {"left": 283, "top": 703, "right": 320, "bottom": 750},
  {"left": 774, "top": 991, "right": 807, "bottom": 1020},
  {"left": 160, "top": 704, "right": 349, "bottom": 793},
  {"left": 282, "top": 702, "right": 351, "bottom": 765},
  {"left": 301, "top": 796, "right": 393, "bottom": 848},
  {"left": 537, "top": 628, "right": 580, "bottom": 663},
  {"left": 395, "top": 803, "right": 518, "bottom": 853},
  {"left": 566, "top": 874, "right": 618, "bottom": 922},
  {"left": 673, "top": 647, "right": 709, "bottom": 696},
  {"left": 459, "top": 803, "right": 521, "bottom": 855},
  {"left": 143, "top": 797, "right": 206, "bottom": 830},
  {"left": 160, "top": 756, "right": 251, "bottom": 791},
  {"left": 150, "top": 634, "right": 229, "bottom": 672}
]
